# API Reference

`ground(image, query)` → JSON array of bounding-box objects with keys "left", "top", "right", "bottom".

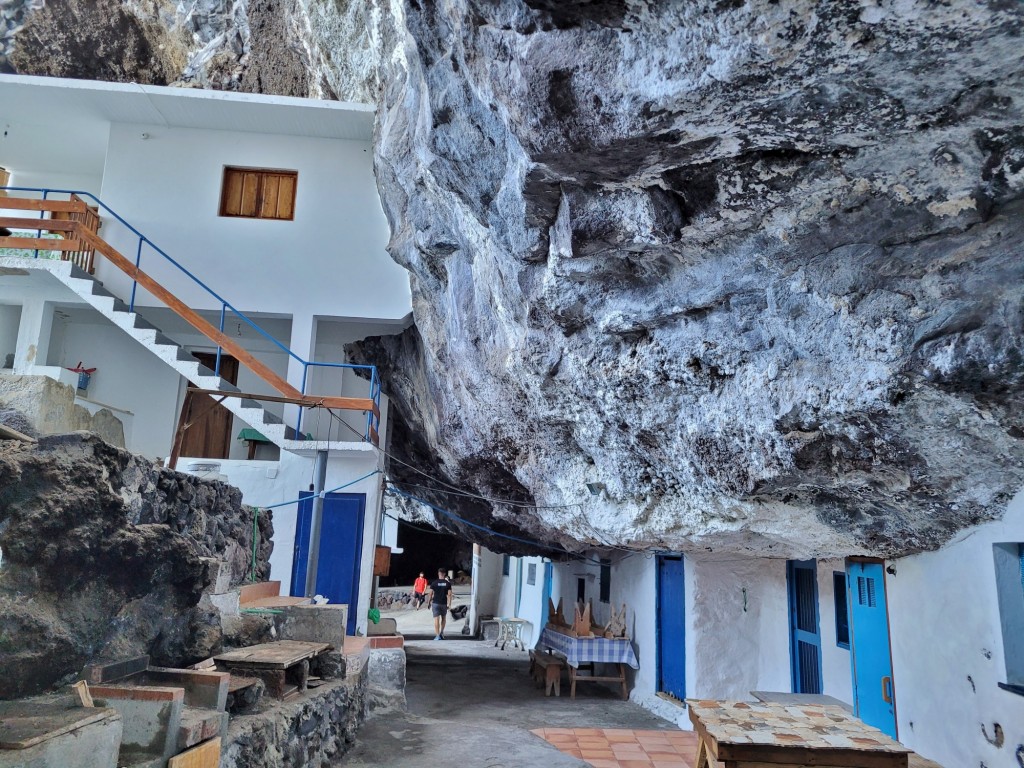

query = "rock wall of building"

[{"left": 0, "top": 433, "right": 273, "bottom": 699}]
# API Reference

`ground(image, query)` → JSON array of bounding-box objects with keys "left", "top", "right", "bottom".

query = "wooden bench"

[{"left": 529, "top": 650, "right": 565, "bottom": 697}]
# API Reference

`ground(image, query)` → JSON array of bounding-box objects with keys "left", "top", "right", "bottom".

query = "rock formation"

[
  {"left": 5, "top": 0, "right": 1024, "bottom": 558},
  {"left": 0, "top": 432, "right": 273, "bottom": 698}
]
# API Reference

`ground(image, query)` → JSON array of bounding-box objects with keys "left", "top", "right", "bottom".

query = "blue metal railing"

[{"left": 0, "top": 186, "right": 382, "bottom": 442}]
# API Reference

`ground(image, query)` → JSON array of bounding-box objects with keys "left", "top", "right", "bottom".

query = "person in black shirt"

[{"left": 428, "top": 567, "right": 453, "bottom": 640}]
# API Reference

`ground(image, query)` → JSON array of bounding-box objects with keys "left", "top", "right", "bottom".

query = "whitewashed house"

[
  {"left": 0, "top": 73, "right": 412, "bottom": 634},
  {"left": 486, "top": 490, "right": 1024, "bottom": 767}
]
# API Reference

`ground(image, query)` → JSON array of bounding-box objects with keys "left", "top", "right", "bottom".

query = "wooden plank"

[
  {"left": 374, "top": 545, "right": 391, "bottom": 577},
  {"left": 89, "top": 685, "right": 184, "bottom": 702},
  {"left": 261, "top": 174, "right": 281, "bottom": 219},
  {"left": 238, "top": 581, "right": 281, "bottom": 605},
  {"left": 83, "top": 655, "right": 151, "bottom": 684},
  {"left": 71, "top": 681, "right": 94, "bottom": 708},
  {"left": 221, "top": 169, "right": 244, "bottom": 216},
  {"left": 168, "top": 737, "right": 221, "bottom": 768},
  {"left": 185, "top": 388, "right": 379, "bottom": 416},
  {"left": 0, "top": 237, "right": 88, "bottom": 251},
  {"left": 0, "top": 422, "right": 37, "bottom": 442},
  {"left": 214, "top": 640, "right": 330, "bottom": 669},
  {"left": 0, "top": 703, "right": 112, "bottom": 749},
  {"left": 77, "top": 227, "right": 305, "bottom": 401},
  {"left": 0, "top": 217, "right": 80, "bottom": 231},
  {"left": 0, "top": 197, "right": 88, "bottom": 213},
  {"left": 277, "top": 174, "right": 296, "bottom": 219},
  {"left": 241, "top": 172, "right": 260, "bottom": 217}
]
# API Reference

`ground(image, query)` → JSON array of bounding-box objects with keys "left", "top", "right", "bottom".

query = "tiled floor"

[{"left": 532, "top": 727, "right": 699, "bottom": 768}]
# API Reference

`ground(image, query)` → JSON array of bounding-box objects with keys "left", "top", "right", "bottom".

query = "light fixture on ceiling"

[{"left": 586, "top": 482, "right": 606, "bottom": 497}]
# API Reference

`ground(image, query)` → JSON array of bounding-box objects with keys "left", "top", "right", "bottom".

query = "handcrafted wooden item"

[
  {"left": 168, "top": 737, "right": 221, "bottom": 768},
  {"left": 71, "top": 681, "right": 94, "bottom": 708},
  {"left": 546, "top": 597, "right": 571, "bottom": 632},
  {"left": 571, "top": 601, "right": 594, "bottom": 638},
  {"left": 373, "top": 545, "right": 391, "bottom": 577},
  {"left": 604, "top": 603, "right": 628, "bottom": 639}
]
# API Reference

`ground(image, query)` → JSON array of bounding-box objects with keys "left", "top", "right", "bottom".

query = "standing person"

[
  {"left": 413, "top": 571, "right": 429, "bottom": 610},
  {"left": 428, "top": 567, "right": 453, "bottom": 640}
]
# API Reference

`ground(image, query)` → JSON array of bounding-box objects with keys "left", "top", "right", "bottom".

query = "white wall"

[
  {"left": 45, "top": 307, "right": 180, "bottom": 457},
  {"left": 817, "top": 558, "right": 854, "bottom": 706},
  {"left": 687, "top": 557, "right": 791, "bottom": 701},
  {"left": 6, "top": 169, "right": 103, "bottom": 196},
  {"left": 214, "top": 447, "right": 384, "bottom": 635},
  {"left": 97, "top": 122, "right": 411, "bottom": 322},
  {"left": 476, "top": 547, "right": 504, "bottom": 618},
  {"left": 886, "top": 489, "right": 1024, "bottom": 767}
]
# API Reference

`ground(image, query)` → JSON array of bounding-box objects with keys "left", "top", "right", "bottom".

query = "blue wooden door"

[
  {"left": 657, "top": 556, "right": 686, "bottom": 699},
  {"left": 788, "top": 559, "right": 823, "bottom": 694},
  {"left": 541, "top": 561, "right": 553, "bottom": 627},
  {"left": 847, "top": 561, "right": 897, "bottom": 739},
  {"left": 290, "top": 492, "right": 365, "bottom": 635}
]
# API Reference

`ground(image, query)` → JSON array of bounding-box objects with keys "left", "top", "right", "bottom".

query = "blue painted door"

[
  {"left": 847, "top": 561, "right": 897, "bottom": 739},
  {"left": 788, "top": 559, "right": 823, "bottom": 694},
  {"left": 541, "top": 561, "right": 553, "bottom": 627},
  {"left": 657, "top": 556, "right": 686, "bottom": 699},
  {"left": 290, "top": 492, "right": 365, "bottom": 635}
]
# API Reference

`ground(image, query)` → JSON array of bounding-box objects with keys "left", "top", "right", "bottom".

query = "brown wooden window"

[{"left": 219, "top": 167, "right": 297, "bottom": 220}]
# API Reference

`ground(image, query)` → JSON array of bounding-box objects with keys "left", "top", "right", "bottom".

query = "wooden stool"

[{"left": 531, "top": 652, "right": 564, "bottom": 697}]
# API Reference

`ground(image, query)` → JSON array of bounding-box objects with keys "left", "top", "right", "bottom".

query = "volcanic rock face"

[
  {"left": 0, "top": 0, "right": 377, "bottom": 100},
  {"left": 4, "top": 0, "right": 1024, "bottom": 558},
  {"left": 0, "top": 433, "right": 272, "bottom": 699},
  {"left": 359, "top": 0, "right": 1024, "bottom": 558}
]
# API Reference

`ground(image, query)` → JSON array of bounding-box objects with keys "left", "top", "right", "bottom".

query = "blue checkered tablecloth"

[{"left": 537, "top": 627, "right": 639, "bottom": 669}]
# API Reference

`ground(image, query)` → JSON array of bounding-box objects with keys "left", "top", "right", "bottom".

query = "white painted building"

[
  {"left": 0, "top": 74, "right": 412, "bottom": 634},
  {"left": 487, "top": 490, "right": 1024, "bottom": 767}
]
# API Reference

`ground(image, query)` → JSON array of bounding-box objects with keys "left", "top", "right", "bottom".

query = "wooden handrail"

[
  {"left": 1, "top": 195, "right": 381, "bottom": 422},
  {"left": 76, "top": 226, "right": 306, "bottom": 402}
]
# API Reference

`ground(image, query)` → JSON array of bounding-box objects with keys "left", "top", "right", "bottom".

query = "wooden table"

[
  {"left": 537, "top": 627, "right": 639, "bottom": 700},
  {"left": 687, "top": 700, "right": 911, "bottom": 768},
  {"left": 214, "top": 640, "right": 330, "bottom": 699}
]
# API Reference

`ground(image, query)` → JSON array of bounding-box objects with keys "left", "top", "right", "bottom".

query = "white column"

[
  {"left": 13, "top": 298, "right": 54, "bottom": 373},
  {"left": 284, "top": 312, "right": 317, "bottom": 436}
]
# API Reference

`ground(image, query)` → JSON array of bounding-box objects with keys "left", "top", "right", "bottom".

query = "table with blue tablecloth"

[{"left": 537, "top": 627, "right": 639, "bottom": 699}]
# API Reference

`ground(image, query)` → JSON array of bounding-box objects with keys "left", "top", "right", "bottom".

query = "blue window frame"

[
  {"left": 834, "top": 571, "right": 850, "bottom": 649},
  {"left": 501, "top": 554, "right": 510, "bottom": 577},
  {"left": 993, "top": 543, "right": 1024, "bottom": 689}
]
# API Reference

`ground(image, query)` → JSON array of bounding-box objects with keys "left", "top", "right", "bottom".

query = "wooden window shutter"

[{"left": 220, "top": 167, "right": 297, "bottom": 220}]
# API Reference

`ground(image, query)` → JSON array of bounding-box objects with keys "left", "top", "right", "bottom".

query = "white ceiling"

[{"left": 0, "top": 74, "right": 375, "bottom": 178}]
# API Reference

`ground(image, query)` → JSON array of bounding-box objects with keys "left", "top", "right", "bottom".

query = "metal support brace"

[{"left": 304, "top": 449, "right": 329, "bottom": 598}]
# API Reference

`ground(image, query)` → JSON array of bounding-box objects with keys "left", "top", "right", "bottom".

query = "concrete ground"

[
  {"left": 339, "top": 638, "right": 677, "bottom": 767},
  {"left": 380, "top": 585, "right": 472, "bottom": 638}
]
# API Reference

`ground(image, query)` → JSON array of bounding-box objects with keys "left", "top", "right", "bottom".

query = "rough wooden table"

[
  {"left": 214, "top": 640, "right": 331, "bottom": 699},
  {"left": 686, "top": 699, "right": 911, "bottom": 768}
]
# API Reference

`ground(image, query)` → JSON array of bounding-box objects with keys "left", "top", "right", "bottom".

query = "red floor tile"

[{"left": 532, "top": 728, "right": 698, "bottom": 768}]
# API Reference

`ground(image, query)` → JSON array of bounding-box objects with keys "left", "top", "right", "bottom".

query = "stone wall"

[
  {"left": 221, "top": 650, "right": 368, "bottom": 768},
  {"left": 0, "top": 432, "right": 273, "bottom": 699}
]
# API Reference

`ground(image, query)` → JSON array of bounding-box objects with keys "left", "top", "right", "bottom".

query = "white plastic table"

[{"left": 494, "top": 617, "right": 527, "bottom": 650}]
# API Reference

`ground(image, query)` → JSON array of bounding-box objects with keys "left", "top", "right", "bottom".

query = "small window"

[
  {"left": 599, "top": 559, "right": 611, "bottom": 603},
  {"left": 834, "top": 572, "right": 850, "bottom": 649},
  {"left": 527, "top": 563, "right": 537, "bottom": 586},
  {"left": 501, "top": 554, "right": 510, "bottom": 577},
  {"left": 220, "top": 166, "right": 297, "bottom": 220},
  {"left": 993, "top": 543, "right": 1024, "bottom": 689},
  {"left": 577, "top": 577, "right": 586, "bottom": 603}
]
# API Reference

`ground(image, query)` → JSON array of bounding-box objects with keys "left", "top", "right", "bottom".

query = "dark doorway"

[{"left": 380, "top": 518, "right": 472, "bottom": 587}]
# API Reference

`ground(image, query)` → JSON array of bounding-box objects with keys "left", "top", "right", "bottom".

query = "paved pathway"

[{"left": 339, "top": 638, "right": 696, "bottom": 768}]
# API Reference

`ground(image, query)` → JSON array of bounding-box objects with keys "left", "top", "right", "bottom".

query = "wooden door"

[{"left": 176, "top": 353, "right": 239, "bottom": 459}]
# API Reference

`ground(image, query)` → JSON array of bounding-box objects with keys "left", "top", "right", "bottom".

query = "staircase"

[{"left": 0, "top": 189, "right": 381, "bottom": 452}]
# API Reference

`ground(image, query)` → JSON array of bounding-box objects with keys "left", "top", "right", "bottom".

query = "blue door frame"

[
  {"left": 847, "top": 560, "right": 898, "bottom": 739},
  {"left": 290, "top": 491, "right": 365, "bottom": 635},
  {"left": 541, "top": 561, "right": 554, "bottom": 628},
  {"left": 787, "top": 559, "right": 824, "bottom": 694},
  {"left": 656, "top": 555, "right": 686, "bottom": 699}
]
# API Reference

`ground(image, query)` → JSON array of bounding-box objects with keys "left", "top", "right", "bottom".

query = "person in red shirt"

[{"left": 413, "top": 572, "right": 429, "bottom": 610}]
